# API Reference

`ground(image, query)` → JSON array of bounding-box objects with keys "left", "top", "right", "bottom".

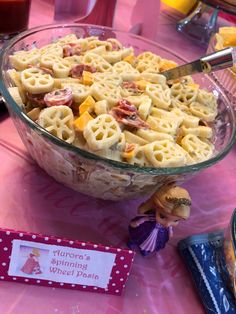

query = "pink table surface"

[{"left": 1, "top": 1, "right": 236, "bottom": 313}]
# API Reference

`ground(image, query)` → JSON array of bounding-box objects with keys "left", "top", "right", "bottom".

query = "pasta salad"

[{"left": 7, "top": 34, "right": 218, "bottom": 168}]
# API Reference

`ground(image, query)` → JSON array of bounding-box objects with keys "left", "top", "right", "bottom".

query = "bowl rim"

[{"left": 1, "top": 23, "right": 236, "bottom": 175}]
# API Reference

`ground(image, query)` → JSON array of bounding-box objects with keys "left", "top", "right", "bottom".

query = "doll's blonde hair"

[
  {"left": 138, "top": 185, "right": 191, "bottom": 219},
  {"left": 151, "top": 185, "right": 191, "bottom": 219}
]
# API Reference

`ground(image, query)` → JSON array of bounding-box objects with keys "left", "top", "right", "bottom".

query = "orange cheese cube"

[
  {"left": 122, "top": 143, "right": 136, "bottom": 159},
  {"left": 136, "top": 80, "right": 148, "bottom": 91},
  {"left": 159, "top": 60, "right": 177, "bottom": 72},
  {"left": 122, "top": 150, "right": 135, "bottom": 159},
  {"left": 79, "top": 95, "right": 95, "bottom": 116},
  {"left": 82, "top": 71, "right": 94, "bottom": 85},
  {"left": 74, "top": 111, "right": 94, "bottom": 132},
  {"left": 123, "top": 55, "right": 136, "bottom": 65}
]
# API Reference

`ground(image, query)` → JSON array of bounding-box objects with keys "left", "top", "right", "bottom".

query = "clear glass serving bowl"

[
  {"left": 206, "top": 33, "right": 236, "bottom": 105},
  {"left": 0, "top": 24, "right": 236, "bottom": 200}
]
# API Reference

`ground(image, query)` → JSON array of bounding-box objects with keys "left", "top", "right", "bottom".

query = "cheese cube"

[
  {"left": 135, "top": 80, "right": 148, "bottom": 91},
  {"left": 79, "top": 95, "right": 95, "bottom": 116},
  {"left": 74, "top": 111, "right": 94, "bottom": 132},
  {"left": 82, "top": 71, "right": 94, "bottom": 85},
  {"left": 123, "top": 55, "right": 136, "bottom": 65}
]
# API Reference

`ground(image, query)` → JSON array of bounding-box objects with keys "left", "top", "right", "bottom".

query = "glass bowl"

[
  {"left": 0, "top": 24, "right": 236, "bottom": 201},
  {"left": 206, "top": 33, "right": 236, "bottom": 104}
]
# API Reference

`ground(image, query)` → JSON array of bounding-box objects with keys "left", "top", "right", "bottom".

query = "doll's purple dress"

[{"left": 128, "top": 210, "right": 171, "bottom": 256}]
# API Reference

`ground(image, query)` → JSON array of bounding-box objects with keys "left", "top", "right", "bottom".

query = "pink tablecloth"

[
  {"left": 1, "top": 113, "right": 236, "bottom": 314},
  {"left": 1, "top": 1, "right": 236, "bottom": 313}
]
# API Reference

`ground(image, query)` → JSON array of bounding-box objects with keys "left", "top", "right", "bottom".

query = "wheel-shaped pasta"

[
  {"left": 64, "top": 55, "right": 83, "bottom": 66},
  {"left": 197, "top": 89, "right": 218, "bottom": 109},
  {"left": 7, "top": 69, "right": 26, "bottom": 102},
  {"left": 138, "top": 97, "right": 152, "bottom": 120},
  {"left": 171, "top": 83, "right": 198, "bottom": 105},
  {"left": 95, "top": 148, "right": 123, "bottom": 162},
  {"left": 38, "top": 105, "right": 75, "bottom": 144},
  {"left": 189, "top": 101, "right": 217, "bottom": 122},
  {"left": 39, "top": 44, "right": 63, "bottom": 57},
  {"left": 179, "top": 125, "right": 213, "bottom": 139},
  {"left": 151, "top": 107, "right": 184, "bottom": 123},
  {"left": 8, "top": 87, "right": 24, "bottom": 108},
  {"left": 9, "top": 49, "right": 40, "bottom": 71},
  {"left": 113, "top": 61, "right": 140, "bottom": 81},
  {"left": 54, "top": 78, "right": 81, "bottom": 89},
  {"left": 91, "top": 82, "right": 121, "bottom": 108},
  {"left": 21, "top": 67, "right": 54, "bottom": 94},
  {"left": 136, "top": 51, "right": 161, "bottom": 63},
  {"left": 123, "top": 130, "right": 148, "bottom": 146},
  {"left": 147, "top": 116, "right": 181, "bottom": 136},
  {"left": 135, "top": 51, "right": 161, "bottom": 73},
  {"left": 180, "top": 112, "right": 200, "bottom": 128},
  {"left": 92, "top": 134, "right": 125, "bottom": 162},
  {"left": 94, "top": 100, "right": 109, "bottom": 115},
  {"left": 83, "top": 114, "right": 121, "bottom": 150},
  {"left": 40, "top": 54, "right": 62, "bottom": 69},
  {"left": 169, "top": 99, "right": 190, "bottom": 114},
  {"left": 102, "top": 50, "right": 123, "bottom": 64},
  {"left": 61, "top": 83, "right": 91, "bottom": 104},
  {"left": 52, "top": 59, "right": 71, "bottom": 78},
  {"left": 56, "top": 34, "right": 79, "bottom": 46},
  {"left": 93, "top": 72, "right": 122, "bottom": 86},
  {"left": 88, "top": 45, "right": 107, "bottom": 56},
  {"left": 143, "top": 140, "right": 187, "bottom": 167},
  {"left": 140, "top": 72, "right": 166, "bottom": 85},
  {"left": 123, "top": 144, "right": 150, "bottom": 167},
  {"left": 146, "top": 84, "right": 171, "bottom": 109},
  {"left": 181, "top": 134, "right": 214, "bottom": 163},
  {"left": 125, "top": 95, "right": 150, "bottom": 107},
  {"left": 137, "top": 129, "right": 174, "bottom": 142},
  {"left": 87, "top": 39, "right": 112, "bottom": 51},
  {"left": 83, "top": 53, "right": 113, "bottom": 72}
]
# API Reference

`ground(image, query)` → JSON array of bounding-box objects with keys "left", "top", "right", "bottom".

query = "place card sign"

[{"left": 0, "top": 228, "right": 135, "bottom": 295}]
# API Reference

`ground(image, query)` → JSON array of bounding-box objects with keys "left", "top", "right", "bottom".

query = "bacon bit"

[
  {"left": 63, "top": 45, "right": 73, "bottom": 57},
  {"left": 70, "top": 64, "right": 96, "bottom": 78},
  {"left": 121, "top": 81, "right": 141, "bottom": 95},
  {"left": 110, "top": 99, "right": 149, "bottom": 129},
  {"left": 63, "top": 43, "right": 81, "bottom": 57},
  {"left": 122, "top": 81, "right": 138, "bottom": 90},
  {"left": 125, "top": 143, "right": 136, "bottom": 153},
  {"left": 26, "top": 92, "right": 46, "bottom": 108}
]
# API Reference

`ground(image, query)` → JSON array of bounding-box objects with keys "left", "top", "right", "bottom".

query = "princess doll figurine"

[{"left": 128, "top": 184, "right": 191, "bottom": 256}]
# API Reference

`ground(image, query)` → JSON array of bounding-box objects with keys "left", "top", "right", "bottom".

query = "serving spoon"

[{"left": 161, "top": 47, "right": 236, "bottom": 81}]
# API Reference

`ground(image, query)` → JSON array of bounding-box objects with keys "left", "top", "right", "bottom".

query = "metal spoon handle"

[
  {"left": 161, "top": 47, "right": 236, "bottom": 81},
  {"left": 201, "top": 47, "right": 236, "bottom": 72}
]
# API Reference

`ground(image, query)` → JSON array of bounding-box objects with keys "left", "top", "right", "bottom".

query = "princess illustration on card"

[
  {"left": 128, "top": 184, "right": 191, "bottom": 256},
  {"left": 21, "top": 248, "right": 42, "bottom": 275}
]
